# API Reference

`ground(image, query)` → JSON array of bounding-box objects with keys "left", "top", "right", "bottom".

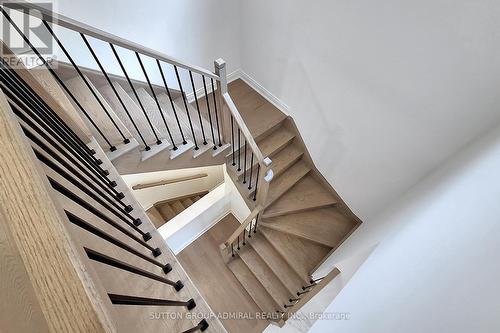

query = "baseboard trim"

[
  {"left": 186, "top": 68, "right": 291, "bottom": 117},
  {"left": 236, "top": 70, "right": 291, "bottom": 116}
]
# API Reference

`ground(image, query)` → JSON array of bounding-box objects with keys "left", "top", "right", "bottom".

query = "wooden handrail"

[
  {"left": 222, "top": 92, "right": 265, "bottom": 163},
  {"left": 4, "top": 1, "right": 220, "bottom": 80},
  {"left": 132, "top": 173, "right": 208, "bottom": 190},
  {"left": 221, "top": 205, "right": 262, "bottom": 250}
]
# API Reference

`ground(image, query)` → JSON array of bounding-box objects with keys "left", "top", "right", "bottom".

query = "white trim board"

[
  {"left": 186, "top": 69, "right": 291, "bottom": 118},
  {"left": 231, "top": 69, "right": 291, "bottom": 116}
]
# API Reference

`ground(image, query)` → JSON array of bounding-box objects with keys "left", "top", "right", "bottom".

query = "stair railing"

[
  {"left": 2, "top": 0, "right": 273, "bottom": 263},
  {"left": 0, "top": 47, "right": 224, "bottom": 331},
  {"left": 2, "top": 1, "right": 222, "bottom": 152}
]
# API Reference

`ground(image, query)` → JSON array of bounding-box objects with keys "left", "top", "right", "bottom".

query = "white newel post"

[{"left": 214, "top": 58, "right": 230, "bottom": 145}]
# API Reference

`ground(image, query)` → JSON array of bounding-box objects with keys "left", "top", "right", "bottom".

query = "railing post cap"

[
  {"left": 264, "top": 169, "right": 274, "bottom": 183},
  {"left": 214, "top": 58, "right": 226, "bottom": 68}
]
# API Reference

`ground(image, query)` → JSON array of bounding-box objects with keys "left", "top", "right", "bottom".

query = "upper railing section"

[
  {"left": 2, "top": 0, "right": 272, "bottom": 223},
  {"left": 4, "top": 1, "right": 219, "bottom": 80}
]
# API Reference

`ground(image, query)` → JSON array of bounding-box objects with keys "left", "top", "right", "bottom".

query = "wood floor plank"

[{"left": 263, "top": 175, "right": 338, "bottom": 218}]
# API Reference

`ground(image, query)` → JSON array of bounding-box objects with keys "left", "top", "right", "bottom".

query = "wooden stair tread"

[
  {"left": 260, "top": 226, "right": 331, "bottom": 279},
  {"left": 268, "top": 144, "right": 303, "bottom": 179},
  {"left": 266, "top": 160, "right": 311, "bottom": 206},
  {"left": 257, "top": 126, "right": 295, "bottom": 158},
  {"left": 237, "top": 143, "right": 303, "bottom": 181},
  {"left": 261, "top": 207, "right": 357, "bottom": 247},
  {"left": 145, "top": 206, "right": 166, "bottom": 228},
  {"left": 249, "top": 232, "right": 307, "bottom": 293},
  {"left": 156, "top": 202, "right": 177, "bottom": 221},
  {"left": 134, "top": 88, "right": 185, "bottom": 145},
  {"left": 170, "top": 200, "right": 185, "bottom": 215},
  {"left": 64, "top": 76, "right": 131, "bottom": 148},
  {"left": 238, "top": 245, "right": 291, "bottom": 309},
  {"left": 181, "top": 197, "right": 194, "bottom": 207},
  {"left": 227, "top": 258, "right": 280, "bottom": 316},
  {"left": 263, "top": 175, "right": 338, "bottom": 218},
  {"left": 99, "top": 82, "right": 159, "bottom": 147}
]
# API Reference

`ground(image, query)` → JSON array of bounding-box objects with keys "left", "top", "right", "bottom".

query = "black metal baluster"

[
  {"left": 302, "top": 283, "right": 316, "bottom": 290},
  {"left": 157, "top": 60, "right": 187, "bottom": 145},
  {"left": 65, "top": 211, "right": 170, "bottom": 273},
  {"left": 43, "top": 21, "right": 128, "bottom": 146},
  {"left": 0, "top": 8, "right": 116, "bottom": 151},
  {"left": 1, "top": 57, "right": 97, "bottom": 160},
  {"left": 231, "top": 116, "right": 235, "bottom": 165},
  {"left": 202, "top": 76, "right": 216, "bottom": 149},
  {"left": 310, "top": 276, "right": 326, "bottom": 284},
  {"left": 253, "top": 165, "right": 260, "bottom": 201},
  {"left": 174, "top": 65, "right": 198, "bottom": 150},
  {"left": 296, "top": 290, "right": 310, "bottom": 296},
  {"left": 24, "top": 126, "right": 125, "bottom": 205},
  {"left": 248, "top": 153, "right": 254, "bottom": 190},
  {"left": 210, "top": 78, "right": 222, "bottom": 147},
  {"left": 0, "top": 73, "right": 115, "bottom": 186},
  {"left": 237, "top": 128, "right": 241, "bottom": 171},
  {"left": 237, "top": 236, "right": 240, "bottom": 250},
  {"left": 243, "top": 141, "right": 247, "bottom": 183},
  {"left": 136, "top": 52, "right": 176, "bottom": 150},
  {"left": 182, "top": 319, "right": 209, "bottom": 333},
  {"left": 231, "top": 243, "right": 235, "bottom": 257},
  {"left": 44, "top": 174, "right": 155, "bottom": 245},
  {"left": 108, "top": 294, "right": 196, "bottom": 309},
  {"left": 243, "top": 229, "right": 246, "bottom": 245},
  {"left": 0, "top": 66, "right": 111, "bottom": 180},
  {"left": 85, "top": 248, "right": 183, "bottom": 291},
  {"left": 81, "top": 34, "right": 149, "bottom": 148},
  {"left": 189, "top": 71, "right": 207, "bottom": 145},
  {"left": 110, "top": 43, "right": 161, "bottom": 150}
]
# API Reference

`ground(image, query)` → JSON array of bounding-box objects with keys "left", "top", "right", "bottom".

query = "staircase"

[
  {"left": 147, "top": 191, "right": 209, "bottom": 228},
  {"left": 220, "top": 81, "right": 361, "bottom": 323},
  {"left": 0, "top": 1, "right": 361, "bottom": 332}
]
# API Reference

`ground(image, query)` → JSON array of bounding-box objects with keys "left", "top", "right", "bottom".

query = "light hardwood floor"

[{"left": 177, "top": 214, "right": 270, "bottom": 333}]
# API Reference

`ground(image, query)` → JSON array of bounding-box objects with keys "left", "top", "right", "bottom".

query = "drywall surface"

[
  {"left": 239, "top": 0, "right": 500, "bottom": 219},
  {"left": 308, "top": 123, "right": 500, "bottom": 332},
  {"left": 159, "top": 183, "right": 229, "bottom": 254},
  {"left": 45, "top": 0, "right": 241, "bottom": 92},
  {"left": 122, "top": 165, "right": 223, "bottom": 209}
]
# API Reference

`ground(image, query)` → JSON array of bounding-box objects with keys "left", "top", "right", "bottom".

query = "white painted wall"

[
  {"left": 308, "top": 123, "right": 500, "bottom": 332},
  {"left": 239, "top": 0, "right": 500, "bottom": 220},
  {"left": 122, "top": 165, "right": 223, "bottom": 209},
  {"left": 46, "top": 0, "right": 241, "bottom": 92}
]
